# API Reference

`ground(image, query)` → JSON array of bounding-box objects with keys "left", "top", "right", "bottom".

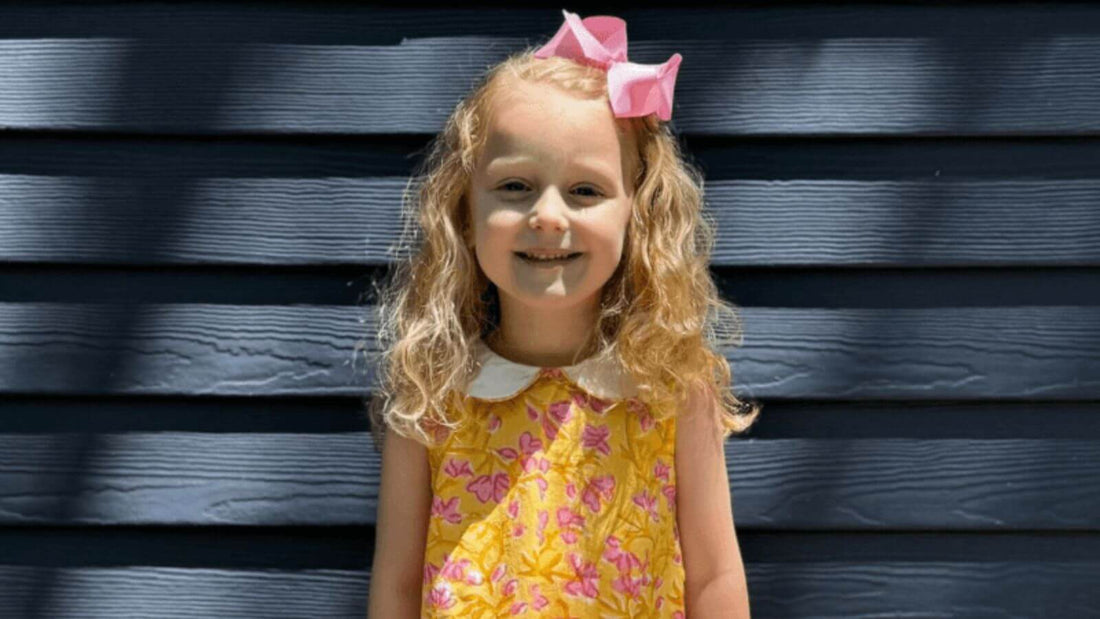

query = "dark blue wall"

[{"left": 1, "top": 3, "right": 1099, "bottom": 617}]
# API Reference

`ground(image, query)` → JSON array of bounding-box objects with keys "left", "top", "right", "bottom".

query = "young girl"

[{"left": 366, "top": 9, "right": 761, "bottom": 618}]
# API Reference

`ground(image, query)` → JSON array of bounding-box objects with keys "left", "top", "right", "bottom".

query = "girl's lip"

[
  {"left": 514, "top": 251, "right": 582, "bottom": 258},
  {"left": 514, "top": 252, "right": 584, "bottom": 266}
]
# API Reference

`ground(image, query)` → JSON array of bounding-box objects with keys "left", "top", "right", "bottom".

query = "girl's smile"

[
  {"left": 467, "top": 76, "right": 637, "bottom": 342},
  {"left": 515, "top": 251, "right": 585, "bottom": 269}
]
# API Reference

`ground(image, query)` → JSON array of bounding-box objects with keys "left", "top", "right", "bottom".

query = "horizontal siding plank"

[
  {"left": 0, "top": 567, "right": 368, "bottom": 619},
  {"left": 5, "top": 268, "right": 1100, "bottom": 309},
  {"left": 8, "top": 134, "right": 1100, "bottom": 180},
  {"left": 2, "top": 36, "right": 1100, "bottom": 135},
  {"left": 1, "top": 303, "right": 1097, "bottom": 399},
  {"left": 3, "top": 528, "right": 1098, "bottom": 566},
  {"left": 5, "top": 5, "right": 1100, "bottom": 43},
  {"left": 4, "top": 398, "right": 1100, "bottom": 440},
  {"left": 2, "top": 176, "right": 1099, "bottom": 266},
  {"left": 0, "top": 433, "right": 1097, "bottom": 529},
  {"left": 2, "top": 5, "right": 1096, "bottom": 618},
  {"left": 0, "top": 562, "right": 1098, "bottom": 618},
  {"left": 745, "top": 562, "right": 1100, "bottom": 617}
]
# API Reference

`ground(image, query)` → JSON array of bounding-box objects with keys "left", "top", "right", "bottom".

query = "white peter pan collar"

[{"left": 466, "top": 337, "right": 638, "bottom": 402}]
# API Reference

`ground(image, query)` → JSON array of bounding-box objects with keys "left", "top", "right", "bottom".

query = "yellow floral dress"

[{"left": 421, "top": 338, "right": 685, "bottom": 618}]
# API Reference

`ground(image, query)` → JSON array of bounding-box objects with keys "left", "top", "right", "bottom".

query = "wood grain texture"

[
  {"left": 1, "top": 562, "right": 1099, "bottom": 618},
  {"left": 0, "top": 433, "right": 1097, "bottom": 529},
  {"left": 2, "top": 3, "right": 1099, "bottom": 617},
  {"left": 1, "top": 303, "right": 1097, "bottom": 399},
  {"left": 2, "top": 175, "right": 1099, "bottom": 266},
  {"left": 0, "top": 567, "right": 370, "bottom": 619},
  {"left": 4, "top": 5, "right": 1100, "bottom": 42},
  {"left": 1, "top": 34, "right": 1100, "bottom": 135}
]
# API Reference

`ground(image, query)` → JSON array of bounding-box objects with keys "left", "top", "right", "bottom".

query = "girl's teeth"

[{"left": 521, "top": 253, "right": 578, "bottom": 261}]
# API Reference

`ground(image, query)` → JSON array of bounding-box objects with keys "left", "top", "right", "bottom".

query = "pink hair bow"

[{"left": 533, "top": 9, "right": 683, "bottom": 121}]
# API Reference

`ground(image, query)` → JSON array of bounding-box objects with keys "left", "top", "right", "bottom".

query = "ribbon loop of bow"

[{"left": 533, "top": 9, "right": 683, "bottom": 121}]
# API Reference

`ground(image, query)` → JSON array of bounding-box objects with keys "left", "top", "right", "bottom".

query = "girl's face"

[{"left": 467, "top": 78, "right": 637, "bottom": 314}]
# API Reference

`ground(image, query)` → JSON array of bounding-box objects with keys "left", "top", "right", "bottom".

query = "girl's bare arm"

[
  {"left": 367, "top": 428, "right": 432, "bottom": 618},
  {"left": 676, "top": 382, "right": 751, "bottom": 618}
]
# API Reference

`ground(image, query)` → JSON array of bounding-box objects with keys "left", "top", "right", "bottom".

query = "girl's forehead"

[
  {"left": 477, "top": 78, "right": 641, "bottom": 181},
  {"left": 489, "top": 81, "right": 617, "bottom": 136},
  {"left": 483, "top": 92, "right": 628, "bottom": 162}
]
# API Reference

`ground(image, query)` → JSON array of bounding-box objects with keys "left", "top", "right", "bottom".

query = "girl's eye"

[
  {"left": 497, "top": 181, "right": 603, "bottom": 198},
  {"left": 499, "top": 181, "right": 528, "bottom": 193}
]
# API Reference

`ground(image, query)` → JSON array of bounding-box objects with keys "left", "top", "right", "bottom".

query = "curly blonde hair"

[{"left": 360, "top": 48, "right": 762, "bottom": 451}]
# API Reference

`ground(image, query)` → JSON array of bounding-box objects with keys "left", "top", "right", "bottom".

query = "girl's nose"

[{"left": 528, "top": 188, "right": 569, "bottom": 231}]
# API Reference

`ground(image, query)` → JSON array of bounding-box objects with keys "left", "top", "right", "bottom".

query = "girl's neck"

[{"left": 486, "top": 325, "right": 600, "bottom": 369}]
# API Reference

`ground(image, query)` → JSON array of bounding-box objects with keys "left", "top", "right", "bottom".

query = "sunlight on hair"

[{"left": 360, "top": 49, "right": 762, "bottom": 451}]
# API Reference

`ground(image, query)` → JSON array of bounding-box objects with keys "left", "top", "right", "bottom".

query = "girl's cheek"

[{"left": 483, "top": 215, "right": 530, "bottom": 242}]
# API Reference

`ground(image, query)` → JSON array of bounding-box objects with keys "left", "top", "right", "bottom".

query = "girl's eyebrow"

[{"left": 486, "top": 155, "right": 617, "bottom": 185}]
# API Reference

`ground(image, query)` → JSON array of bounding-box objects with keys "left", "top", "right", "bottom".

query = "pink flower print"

[
  {"left": 613, "top": 573, "right": 645, "bottom": 598},
  {"left": 656, "top": 595, "right": 664, "bottom": 610},
  {"left": 466, "top": 472, "right": 510, "bottom": 504},
  {"left": 529, "top": 583, "right": 550, "bottom": 611},
  {"left": 662, "top": 484, "right": 676, "bottom": 508},
  {"left": 526, "top": 401, "right": 540, "bottom": 421},
  {"left": 543, "top": 400, "right": 573, "bottom": 439},
  {"left": 563, "top": 552, "right": 601, "bottom": 599},
  {"left": 491, "top": 563, "right": 507, "bottom": 583},
  {"left": 565, "top": 481, "right": 577, "bottom": 500},
  {"left": 582, "top": 424, "right": 611, "bottom": 455},
  {"left": 509, "top": 601, "right": 528, "bottom": 615},
  {"left": 487, "top": 413, "right": 502, "bottom": 433},
  {"left": 542, "top": 367, "right": 565, "bottom": 381},
  {"left": 525, "top": 453, "right": 551, "bottom": 475},
  {"left": 496, "top": 446, "right": 519, "bottom": 461},
  {"left": 557, "top": 506, "right": 586, "bottom": 528},
  {"left": 517, "top": 431, "right": 543, "bottom": 471},
  {"left": 581, "top": 474, "right": 616, "bottom": 514},
  {"left": 427, "top": 582, "right": 457, "bottom": 610},
  {"left": 637, "top": 407, "right": 655, "bottom": 433},
  {"left": 503, "top": 578, "right": 520, "bottom": 596},
  {"left": 439, "top": 555, "right": 470, "bottom": 581},
  {"left": 654, "top": 459, "right": 670, "bottom": 483},
  {"left": 536, "top": 476, "right": 549, "bottom": 501},
  {"left": 508, "top": 498, "right": 520, "bottom": 519},
  {"left": 431, "top": 495, "right": 462, "bottom": 524},
  {"left": 603, "top": 536, "right": 643, "bottom": 573},
  {"left": 633, "top": 490, "right": 660, "bottom": 523},
  {"left": 581, "top": 486, "right": 601, "bottom": 513},
  {"left": 512, "top": 522, "right": 526, "bottom": 538},
  {"left": 466, "top": 568, "right": 484, "bottom": 585},
  {"left": 423, "top": 561, "right": 440, "bottom": 585},
  {"left": 428, "top": 422, "right": 451, "bottom": 445},
  {"left": 626, "top": 397, "right": 647, "bottom": 413},
  {"left": 602, "top": 535, "right": 625, "bottom": 569},
  {"left": 556, "top": 506, "right": 586, "bottom": 544},
  {"left": 573, "top": 390, "right": 613, "bottom": 415},
  {"left": 537, "top": 509, "right": 549, "bottom": 544},
  {"left": 443, "top": 457, "right": 474, "bottom": 478},
  {"left": 520, "top": 431, "right": 542, "bottom": 453}
]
